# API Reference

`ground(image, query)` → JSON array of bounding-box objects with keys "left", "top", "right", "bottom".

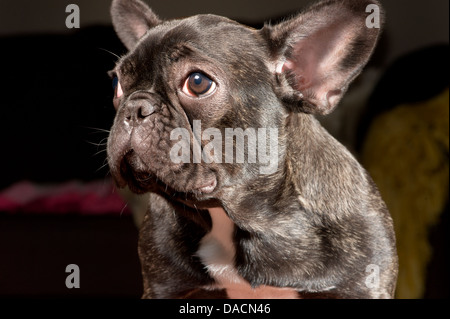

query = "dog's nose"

[{"left": 124, "top": 99, "right": 155, "bottom": 125}]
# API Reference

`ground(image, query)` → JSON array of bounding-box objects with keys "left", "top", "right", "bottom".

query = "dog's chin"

[
  {"left": 113, "top": 152, "right": 218, "bottom": 202},
  {"left": 117, "top": 158, "right": 155, "bottom": 195}
]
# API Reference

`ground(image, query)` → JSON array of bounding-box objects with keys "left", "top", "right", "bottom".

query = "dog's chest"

[{"left": 196, "top": 207, "right": 298, "bottom": 299}]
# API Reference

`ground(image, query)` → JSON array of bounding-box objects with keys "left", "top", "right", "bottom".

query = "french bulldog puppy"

[{"left": 107, "top": 0, "right": 398, "bottom": 298}]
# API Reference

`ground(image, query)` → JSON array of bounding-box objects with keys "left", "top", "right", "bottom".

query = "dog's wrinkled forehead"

[{"left": 116, "top": 14, "right": 259, "bottom": 88}]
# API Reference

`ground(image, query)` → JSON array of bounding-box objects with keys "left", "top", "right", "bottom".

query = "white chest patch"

[
  {"left": 196, "top": 207, "right": 299, "bottom": 299},
  {"left": 196, "top": 207, "right": 240, "bottom": 284}
]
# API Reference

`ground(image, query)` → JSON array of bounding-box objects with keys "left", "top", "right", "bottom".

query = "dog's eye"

[
  {"left": 183, "top": 72, "right": 216, "bottom": 97},
  {"left": 112, "top": 76, "right": 123, "bottom": 98}
]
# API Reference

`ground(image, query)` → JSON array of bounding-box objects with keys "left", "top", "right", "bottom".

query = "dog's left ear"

[
  {"left": 111, "top": 0, "right": 161, "bottom": 50},
  {"left": 262, "top": 0, "right": 384, "bottom": 115}
]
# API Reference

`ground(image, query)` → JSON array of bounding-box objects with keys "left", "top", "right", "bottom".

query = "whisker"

[
  {"left": 98, "top": 47, "right": 121, "bottom": 61},
  {"left": 97, "top": 137, "right": 110, "bottom": 145},
  {"left": 93, "top": 149, "right": 108, "bottom": 157},
  {"left": 84, "top": 126, "right": 111, "bottom": 134},
  {"left": 96, "top": 161, "right": 110, "bottom": 173},
  {"left": 86, "top": 140, "right": 108, "bottom": 148},
  {"left": 120, "top": 202, "right": 129, "bottom": 217}
]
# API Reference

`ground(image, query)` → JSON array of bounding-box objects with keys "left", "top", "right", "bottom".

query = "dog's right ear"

[
  {"left": 111, "top": 0, "right": 161, "bottom": 50},
  {"left": 262, "top": 0, "right": 383, "bottom": 115}
]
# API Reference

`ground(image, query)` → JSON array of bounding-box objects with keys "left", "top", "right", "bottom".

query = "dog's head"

[{"left": 107, "top": 0, "right": 383, "bottom": 203}]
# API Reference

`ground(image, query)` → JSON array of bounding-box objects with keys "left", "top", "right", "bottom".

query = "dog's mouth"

[
  {"left": 118, "top": 151, "right": 155, "bottom": 194},
  {"left": 115, "top": 150, "right": 218, "bottom": 202}
]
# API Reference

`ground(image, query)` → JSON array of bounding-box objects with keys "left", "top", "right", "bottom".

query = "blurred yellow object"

[{"left": 362, "top": 89, "right": 449, "bottom": 299}]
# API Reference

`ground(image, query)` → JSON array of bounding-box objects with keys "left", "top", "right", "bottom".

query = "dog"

[{"left": 107, "top": 0, "right": 398, "bottom": 298}]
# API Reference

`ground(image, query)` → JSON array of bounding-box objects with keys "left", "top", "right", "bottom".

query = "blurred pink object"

[{"left": 0, "top": 180, "right": 129, "bottom": 215}]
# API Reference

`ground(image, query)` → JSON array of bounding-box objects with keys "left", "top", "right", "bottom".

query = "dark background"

[{"left": 0, "top": 0, "right": 448, "bottom": 298}]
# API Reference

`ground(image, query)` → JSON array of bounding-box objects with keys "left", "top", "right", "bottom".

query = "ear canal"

[
  {"left": 264, "top": 0, "right": 384, "bottom": 115},
  {"left": 111, "top": 0, "right": 162, "bottom": 50}
]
